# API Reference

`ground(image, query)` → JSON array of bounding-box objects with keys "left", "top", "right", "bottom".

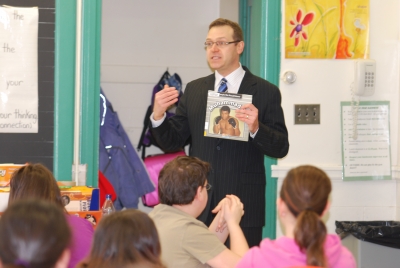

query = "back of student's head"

[
  {"left": 158, "top": 156, "right": 210, "bottom": 205},
  {"left": 8, "top": 163, "right": 64, "bottom": 210},
  {"left": 82, "top": 209, "right": 165, "bottom": 268},
  {"left": 280, "top": 165, "right": 332, "bottom": 267},
  {"left": 0, "top": 200, "right": 71, "bottom": 268}
]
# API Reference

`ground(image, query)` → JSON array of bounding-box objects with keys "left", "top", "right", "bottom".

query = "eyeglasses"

[
  {"left": 204, "top": 40, "right": 241, "bottom": 49},
  {"left": 204, "top": 182, "right": 212, "bottom": 191}
]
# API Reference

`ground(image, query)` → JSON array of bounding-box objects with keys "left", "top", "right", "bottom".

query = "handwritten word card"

[{"left": 0, "top": 6, "right": 38, "bottom": 133}]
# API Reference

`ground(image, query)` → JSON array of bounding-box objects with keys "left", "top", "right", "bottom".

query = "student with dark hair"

[
  {"left": 236, "top": 165, "right": 356, "bottom": 268},
  {"left": 8, "top": 163, "right": 94, "bottom": 268},
  {"left": 77, "top": 209, "right": 165, "bottom": 268},
  {"left": 0, "top": 200, "right": 71, "bottom": 268},
  {"left": 149, "top": 156, "right": 248, "bottom": 268},
  {"left": 8, "top": 163, "right": 64, "bottom": 205}
]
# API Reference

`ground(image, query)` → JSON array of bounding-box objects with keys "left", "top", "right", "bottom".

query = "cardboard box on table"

[
  {"left": 59, "top": 185, "right": 102, "bottom": 229},
  {"left": 0, "top": 166, "right": 103, "bottom": 229},
  {"left": 0, "top": 188, "right": 103, "bottom": 229},
  {"left": 0, "top": 164, "right": 25, "bottom": 186}
]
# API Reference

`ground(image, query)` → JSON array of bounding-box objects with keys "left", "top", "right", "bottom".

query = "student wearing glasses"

[
  {"left": 150, "top": 18, "right": 289, "bottom": 247},
  {"left": 149, "top": 156, "right": 248, "bottom": 268}
]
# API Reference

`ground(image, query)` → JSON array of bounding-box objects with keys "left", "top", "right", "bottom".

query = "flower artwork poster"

[{"left": 285, "top": 0, "right": 370, "bottom": 59}]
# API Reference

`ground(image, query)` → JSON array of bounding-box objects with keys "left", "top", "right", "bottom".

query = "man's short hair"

[
  {"left": 158, "top": 156, "right": 210, "bottom": 206},
  {"left": 209, "top": 18, "right": 244, "bottom": 42},
  {"left": 220, "top": 106, "right": 230, "bottom": 114}
]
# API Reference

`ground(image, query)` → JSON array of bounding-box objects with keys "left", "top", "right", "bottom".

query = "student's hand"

[
  {"left": 212, "top": 198, "right": 227, "bottom": 231},
  {"left": 223, "top": 195, "right": 244, "bottom": 226},
  {"left": 153, "top": 85, "right": 179, "bottom": 120},
  {"left": 235, "top": 103, "right": 259, "bottom": 134},
  {"left": 213, "top": 210, "right": 228, "bottom": 233}
]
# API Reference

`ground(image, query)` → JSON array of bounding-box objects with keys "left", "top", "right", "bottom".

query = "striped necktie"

[{"left": 218, "top": 78, "right": 228, "bottom": 93}]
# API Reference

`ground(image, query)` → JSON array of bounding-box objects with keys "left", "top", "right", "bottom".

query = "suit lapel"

[
  {"left": 238, "top": 67, "right": 258, "bottom": 95},
  {"left": 204, "top": 74, "right": 215, "bottom": 92}
]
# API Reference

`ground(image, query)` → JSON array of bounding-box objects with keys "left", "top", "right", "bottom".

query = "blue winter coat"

[{"left": 99, "top": 90, "right": 154, "bottom": 210}]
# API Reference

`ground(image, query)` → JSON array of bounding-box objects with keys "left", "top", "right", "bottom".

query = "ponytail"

[
  {"left": 281, "top": 165, "right": 332, "bottom": 267},
  {"left": 294, "top": 210, "right": 328, "bottom": 267}
]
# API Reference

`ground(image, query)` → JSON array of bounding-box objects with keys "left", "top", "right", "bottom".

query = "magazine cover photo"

[
  {"left": 210, "top": 106, "right": 243, "bottom": 137},
  {"left": 204, "top": 91, "right": 252, "bottom": 142}
]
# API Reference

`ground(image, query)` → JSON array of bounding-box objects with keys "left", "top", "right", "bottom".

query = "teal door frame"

[
  {"left": 239, "top": 0, "right": 282, "bottom": 239},
  {"left": 54, "top": 0, "right": 102, "bottom": 187}
]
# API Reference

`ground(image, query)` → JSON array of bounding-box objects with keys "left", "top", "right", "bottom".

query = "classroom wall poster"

[
  {"left": 285, "top": 0, "right": 369, "bottom": 59},
  {"left": 0, "top": 6, "right": 38, "bottom": 133},
  {"left": 341, "top": 101, "right": 391, "bottom": 181}
]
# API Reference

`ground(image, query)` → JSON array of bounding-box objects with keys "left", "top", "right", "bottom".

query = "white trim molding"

[{"left": 272, "top": 165, "right": 400, "bottom": 181}]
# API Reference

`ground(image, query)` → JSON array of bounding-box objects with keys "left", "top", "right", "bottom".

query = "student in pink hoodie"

[{"left": 237, "top": 165, "right": 356, "bottom": 268}]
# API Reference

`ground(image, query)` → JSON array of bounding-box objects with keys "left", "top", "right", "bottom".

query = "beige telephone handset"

[
  {"left": 353, "top": 59, "right": 376, "bottom": 96},
  {"left": 351, "top": 59, "right": 376, "bottom": 140}
]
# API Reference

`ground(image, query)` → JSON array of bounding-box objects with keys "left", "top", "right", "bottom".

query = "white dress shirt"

[{"left": 214, "top": 64, "right": 246, "bottom": 93}]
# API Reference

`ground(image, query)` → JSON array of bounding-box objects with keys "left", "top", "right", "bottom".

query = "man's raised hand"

[{"left": 153, "top": 85, "right": 179, "bottom": 120}]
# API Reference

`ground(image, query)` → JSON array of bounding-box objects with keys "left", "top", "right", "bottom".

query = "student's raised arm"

[
  {"left": 206, "top": 195, "right": 249, "bottom": 268},
  {"left": 223, "top": 195, "right": 249, "bottom": 256},
  {"left": 209, "top": 198, "right": 229, "bottom": 243}
]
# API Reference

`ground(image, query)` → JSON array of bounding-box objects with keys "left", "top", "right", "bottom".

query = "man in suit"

[{"left": 150, "top": 18, "right": 289, "bottom": 247}]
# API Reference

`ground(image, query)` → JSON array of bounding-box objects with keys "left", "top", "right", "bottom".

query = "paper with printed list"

[
  {"left": 0, "top": 6, "right": 38, "bottom": 133},
  {"left": 341, "top": 101, "right": 391, "bottom": 181}
]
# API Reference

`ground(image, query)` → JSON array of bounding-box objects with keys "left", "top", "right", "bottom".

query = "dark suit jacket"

[{"left": 151, "top": 67, "right": 289, "bottom": 228}]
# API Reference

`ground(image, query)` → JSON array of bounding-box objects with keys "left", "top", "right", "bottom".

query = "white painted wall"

[
  {"left": 275, "top": 0, "right": 400, "bottom": 237},
  {"left": 279, "top": 1, "right": 399, "bottom": 166},
  {"left": 220, "top": 0, "right": 239, "bottom": 20}
]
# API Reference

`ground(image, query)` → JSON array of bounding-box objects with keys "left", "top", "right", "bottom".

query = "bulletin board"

[{"left": 0, "top": 0, "right": 55, "bottom": 170}]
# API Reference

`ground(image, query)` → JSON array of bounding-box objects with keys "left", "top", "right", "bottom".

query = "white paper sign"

[
  {"left": 341, "top": 101, "right": 391, "bottom": 181},
  {"left": 0, "top": 6, "right": 38, "bottom": 133}
]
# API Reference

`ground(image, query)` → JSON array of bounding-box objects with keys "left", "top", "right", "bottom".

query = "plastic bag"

[{"left": 335, "top": 221, "right": 400, "bottom": 249}]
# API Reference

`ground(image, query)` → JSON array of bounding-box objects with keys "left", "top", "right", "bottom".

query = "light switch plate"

[{"left": 294, "top": 104, "right": 320, "bottom": 124}]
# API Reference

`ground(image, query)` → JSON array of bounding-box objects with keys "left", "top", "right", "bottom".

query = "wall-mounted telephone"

[
  {"left": 353, "top": 59, "right": 376, "bottom": 96},
  {"left": 350, "top": 59, "right": 376, "bottom": 140}
]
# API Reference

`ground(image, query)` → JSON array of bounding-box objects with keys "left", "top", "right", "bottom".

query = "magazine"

[{"left": 204, "top": 91, "right": 252, "bottom": 142}]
